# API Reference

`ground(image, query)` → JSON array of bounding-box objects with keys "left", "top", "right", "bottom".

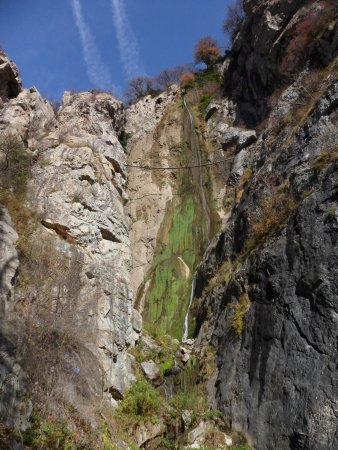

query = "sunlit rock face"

[
  {"left": 0, "top": 75, "right": 139, "bottom": 425},
  {"left": 29, "top": 91, "right": 138, "bottom": 397},
  {"left": 125, "top": 86, "right": 181, "bottom": 310}
]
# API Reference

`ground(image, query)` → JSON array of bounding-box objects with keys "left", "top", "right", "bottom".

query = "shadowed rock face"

[
  {"left": 0, "top": 52, "right": 22, "bottom": 102},
  {"left": 223, "top": 0, "right": 338, "bottom": 126},
  {"left": 215, "top": 186, "right": 338, "bottom": 450},
  {"left": 189, "top": 2, "right": 338, "bottom": 446},
  {"left": 194, "top": 72, "right": 338, "bottom": 450}
]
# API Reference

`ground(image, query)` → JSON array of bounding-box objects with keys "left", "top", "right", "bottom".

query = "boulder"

[
  {"left": 181, "top": 409, "right": 193, "bottom": 430},
  {"left": 132, "top": 308, "right": 142, "bottom": 334},
  {"left": 140, "top": 360, "right": 163, "bottom": 387},
  {"left": 187, "top": 420, "right": 233, "bottom": 449},
  {"left": 134, "top": 421, "right": 166, "bottom": 447},
  {"left": 211, "top": 123, "right": 257, "bottom": 151}
]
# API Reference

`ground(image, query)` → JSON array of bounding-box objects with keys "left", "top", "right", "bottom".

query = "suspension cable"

[{"left": 127, "top": 155, "right": 235, "bottom": 170}]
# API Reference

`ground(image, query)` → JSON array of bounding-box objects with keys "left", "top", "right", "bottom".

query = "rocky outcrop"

[
  {"left": 223, "top": 0, "right": 338, "bottom": 126},
  {"left": 186, "top": 420, "right": 233, "bottom": 449},
  {"left": 0, "top": 209, "right": 18, "bottom": 315},
  {"left": 31, "top": 91, "right": 137, "bottom": 397},
  {"left": 0, "top": 51, "right": 21, "bottom": 103},
  {"left": 0, "top": 83, "right": 139, "bottom": 418},
  {"left": 0, "top": 210, "right": 31, "bottom": 431},
  {"left": 140, "top": 360, "right": 163, "bottom": 387}
]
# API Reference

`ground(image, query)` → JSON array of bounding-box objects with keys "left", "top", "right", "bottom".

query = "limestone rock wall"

[
  {"left": 30, "top": 91, "right": 137, "bottom": 397},
  {"left": 0, "top": 210, "right": 31, "bottom": 432},
  {"left": 125, "top": 87, "right": 181, "bottom": 309},
  {"left": 0, "top": 66, "right": 139, "bottom": 425}
]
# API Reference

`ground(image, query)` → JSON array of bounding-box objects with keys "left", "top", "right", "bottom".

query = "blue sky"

[{"left": 0, "top": 0, "right": 230, "bottom": 100}]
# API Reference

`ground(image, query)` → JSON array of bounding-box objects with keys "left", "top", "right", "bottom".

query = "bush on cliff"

[{"left": 115, "top": 380, "right": 162, "bottom": 425}]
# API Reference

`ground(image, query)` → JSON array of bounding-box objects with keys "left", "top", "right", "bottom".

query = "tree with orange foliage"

[
  {"left": 179, "top": 72, "right": 196, "bottom": 88},
  {"left": 194, "top": 36, "right": 220, "bottom": 67}
]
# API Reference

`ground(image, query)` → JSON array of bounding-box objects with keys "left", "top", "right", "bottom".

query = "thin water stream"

[
  {"left": 183, "top": 95, "right": 211, "bottom": 238},
  {"left": 182, "top": 96, "right": 211, "bottom": 341}
]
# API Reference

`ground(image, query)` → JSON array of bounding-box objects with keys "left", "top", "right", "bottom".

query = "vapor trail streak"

[
  {"left": 111, "top": 0, "right": 144, "bottom": 78},
  {"left": 71, "top": 0, "right": 117, "bottom": 92}
]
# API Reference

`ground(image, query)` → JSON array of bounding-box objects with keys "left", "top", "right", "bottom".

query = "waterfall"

[
  {"left": 181, "top": 96, "right": 211, "bottom": 342},
  {"left": 182, "top": 272, "right": 196, "bottom": 342},
  {"left": 182, "top": 95, "right": 210, "bottom": 239}
]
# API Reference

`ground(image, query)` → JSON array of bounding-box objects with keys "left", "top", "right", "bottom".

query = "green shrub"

[
  {"left": 23, "top": 418, "right": 76, "bottom": 449},
  {"left": 169, "top": 385, "right": 211, "bottom": 425},
  {"left": 115, "top": 380, "right": 162, "bottom": 425},
  {"left": 199, "top": 94, "right": 212, "bottom": 117},
  {"left": 229, "top": 293, "right": 251, "bottom": 337},
  {"left": 160, "top": 356, "right": 174, "bottom": 374},
  {"left": 22, "top": 406, "right": 97, "bottom": 449},
  {"left": 195, "top": 67, "right": 220, "bottom": 86},
  {"left": 0, "top": 133, "right": 31, "bottom": 193},
  {"left": 118, "top": 130, "right": 132, "bottom": 149}
]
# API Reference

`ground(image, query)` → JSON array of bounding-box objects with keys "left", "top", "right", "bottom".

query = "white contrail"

[
  {"left": 71, "top": 0, "right": 118, "bottom": 92},
  {"left": 111, "top": 0, "right": 145, "bottom": 78}
]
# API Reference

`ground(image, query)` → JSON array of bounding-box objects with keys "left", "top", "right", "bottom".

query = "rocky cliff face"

[
  {"left": 223, "top": 0, "right": 337, "bottom": 126},
  {"left": 0, "top": 0, "right": 337, "bottom": 448},
  {"left": 192, "top": 1, "right": 338, "bottom": 449},
  {"left": 195, "top": 77, "right": 338, "bottom": 450},
  {"left": 28, "top": 90, "right": 138, "bottom": 397},
  {"left": 0, "top": 50, "right": 21, "bottom": 103},
  {"left": 126, "top": 86, "right": 181, "bottom": 309},
  {"left": 0, "top": 57, "right": 139, "bottom": 437}
]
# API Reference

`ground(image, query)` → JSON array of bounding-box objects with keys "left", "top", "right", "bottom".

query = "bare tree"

[
  {"left": 125, "top": 76, "right": 154, "bottom": 103},
  {"left": 155, "top": 64, "right": 194, "bottom": 90},
  {"left": 223, "top": 0, "right": 244, "bottom": 42}
]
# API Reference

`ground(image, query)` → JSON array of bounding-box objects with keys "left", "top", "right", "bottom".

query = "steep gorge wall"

[
  {"left": 192, "top": 1, "right": 338, "bottom": 449},
  {"left": 0, "top": 0, "right": 337, "bottom": 447},
  {"left": 0, "top": 53, "right": 140, "bottom": 434},
  {"left": 126, "top": 87, "right": 227, "bottom": 339}
]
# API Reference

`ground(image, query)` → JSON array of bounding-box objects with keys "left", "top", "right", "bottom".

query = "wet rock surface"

[{"left": 125, "top": 86, "right": 181, "bottom": 309}]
